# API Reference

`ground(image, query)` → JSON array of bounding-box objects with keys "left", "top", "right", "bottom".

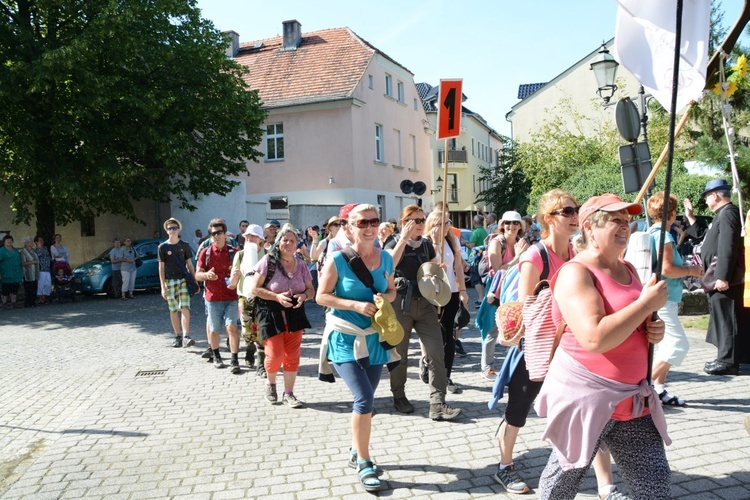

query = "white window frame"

[
  {"left": 375, "top": 124, "right": 384, "bottom": 162},
  {"left": 266, "top": 123, "right": 284, "bottom": 161},
  {"left": 397, "top": 81, "right": 404, "bottom": 103},
  {"left": 385, "top": 74, "right": 393, "bottom": 97},
  {"left": 368, "top": 74, "right": 373, "bottom": 89},
  {"left": 410, "top": 134, "right": 417, "bottom": 170},
  {"left": 394, "top": 129, "right": 402, "bottom": 166}
]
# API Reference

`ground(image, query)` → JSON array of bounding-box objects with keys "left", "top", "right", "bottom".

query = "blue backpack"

[{"left": 494, "top": 241, "right": 550, "bottom": 305}]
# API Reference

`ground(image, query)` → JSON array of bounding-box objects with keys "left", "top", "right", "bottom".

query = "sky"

[{"left": 195, "top": 0, "right": 749, "bottom": 137}]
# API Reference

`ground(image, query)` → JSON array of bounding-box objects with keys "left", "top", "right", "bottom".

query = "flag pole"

[{"left": 649, "top": 0, "right": 684, "bottom": 388}]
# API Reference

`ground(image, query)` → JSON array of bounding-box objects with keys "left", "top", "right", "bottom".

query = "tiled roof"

[
  {"left": 415, "top": 83, "right": 438, "bottom": 112},
  {"left": 517, "top": 82, "right": 547, "bottom": 100},
  {"left": 234, "top": 28, "right": 375, "bottom": 108}
]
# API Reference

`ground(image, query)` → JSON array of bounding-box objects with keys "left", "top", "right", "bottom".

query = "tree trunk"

[{"left": 35, "top": 197, "right": 55, "bottom": 246}]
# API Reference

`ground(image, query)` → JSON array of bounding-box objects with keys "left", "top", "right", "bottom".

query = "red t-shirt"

[{"left": 197, "top": 244, "right": 239, "bottom": 302}]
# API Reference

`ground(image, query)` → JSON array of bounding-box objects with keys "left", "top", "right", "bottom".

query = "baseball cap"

[
  {"left": 339, "top": 203, "right": 360, "bottom": 220},
  {"left": 578, "top": 194, "right": 642, "bottom": 226},
  {"left": 243, "top": 224, "right": 264, "bottom": 239}
]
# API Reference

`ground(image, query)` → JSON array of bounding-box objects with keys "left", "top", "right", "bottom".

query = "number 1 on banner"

[{"left": 437, "top": 79, "right": 462, "bottom": 140}]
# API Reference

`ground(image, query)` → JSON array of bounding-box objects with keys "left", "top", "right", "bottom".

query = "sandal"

[
  {"left": 348, "top": 449, "right": 383, "bottom": 476},
  {"left": 658, "top": 390, "right": 686, "bottom": 407},
  {"left": 357, "top": 460, "right": 381, "bottom": 492}
]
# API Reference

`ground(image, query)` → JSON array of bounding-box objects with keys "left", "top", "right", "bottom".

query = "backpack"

[
  {"left": 496, "top": 241, "right": 549, "bottom": 347},
  {"left": 240, "top": 254, "right": 277, "bottom": 345},
  {"left": 198, "top": 244, "right": 237, "bottom": 271},
  {"left": 317, "top": 239, "right": 330, "bottom": 271}
]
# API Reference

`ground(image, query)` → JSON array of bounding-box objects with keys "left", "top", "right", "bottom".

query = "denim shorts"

[{"left": 206, "top": 300, "right": 239, "bottom": 333}]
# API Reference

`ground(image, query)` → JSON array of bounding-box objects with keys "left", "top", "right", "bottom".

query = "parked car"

[{"left": 73, "top": 239, "right": 161, "bottom": 297}]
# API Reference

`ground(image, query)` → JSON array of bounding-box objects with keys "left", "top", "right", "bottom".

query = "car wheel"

[{"left": 104, "top": 278, "right": 115, "bottom": 298}]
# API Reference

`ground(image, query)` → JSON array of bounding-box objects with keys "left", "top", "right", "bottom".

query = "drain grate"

[{"left": 135, "top": 369, "right": 168, "bottom": 377}]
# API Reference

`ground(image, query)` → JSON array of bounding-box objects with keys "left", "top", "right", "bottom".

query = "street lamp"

[
  {"left": 431, "top": 175, "right": 444, "bottom": 195},
  {"left": 590, "top": 42, "right": 619, "bottom": 104}
]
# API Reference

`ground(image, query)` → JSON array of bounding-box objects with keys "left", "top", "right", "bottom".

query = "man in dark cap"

[{"left": 700, "top": 179, "right": 748, "bottom": 375}]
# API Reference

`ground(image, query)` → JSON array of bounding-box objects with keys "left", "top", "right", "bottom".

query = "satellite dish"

[
  {"left": 412, "top": 181, "right": 427, "bottom": 196},
  {"left": 400, "top": 179, "right": 414, "bottom": 194}
]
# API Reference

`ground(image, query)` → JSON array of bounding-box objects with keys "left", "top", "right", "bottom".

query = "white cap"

[{"left": 243, "top": 224, "right": 264, "bottom": 239}]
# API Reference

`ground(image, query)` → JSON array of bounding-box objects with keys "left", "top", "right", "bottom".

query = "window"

[
  {"left": 472, "top": 139, "right": 475, "bottom": 156},
  {"left": 368, "top": 74, "right": 373, "bottom": 89},
  {"left": 375, "top": 124, "right": 384, "bottom": 162},
  {"left": 385, "top": 74, "right": 393, "bottom": 97},
  {"left": 394, "top": 129, "right": 402, "bottom": 166},
  {"left": 448, "top": 173, "right": 458, "bottom": 203},
  {"left": 413, "top": 98, "right": 418, "bottom": 110},
  {"left": 377, "top": 195, "right": 385, "bottom": 221},
  {"left": 397, "top": 81, "right": 404, "bottom": 103},
  {"left": 80, "top": 213, "right": 95, "bottom": 237},
  {"left": 266, "top": 123, "right": 284, "bottom": 160}
]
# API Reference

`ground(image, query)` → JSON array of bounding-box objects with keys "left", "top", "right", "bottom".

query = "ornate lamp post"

[{"left": 590, "top": 43, "right": 619, "bottom": 104}]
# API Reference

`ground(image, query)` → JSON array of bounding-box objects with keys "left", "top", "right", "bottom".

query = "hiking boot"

[
  {"left": 183, "top": 336, "right": 195, "bottom": 348},
  {"left": 201, "top": 347, "right": 213, "bottom": 359},
  {"left": 482, "top": 368, "right": 497, "bottom": 381},
  {"left": 493, "top": 463, "right": 529, "bottom": 494},
  {"left": 393, "top": 396, "right": 414, "bottom": 414},
  {"left": 282, "top": 393, "right": 303, "bottom": 409},
  {"left": 265, "top": 384, "right": 278, "bottom": 403},
  {"left": 419, "top": 356, "right": 429, "bottom": 384},
  {"left": 429, "top": 403, "right": 461, "bottom": 421},
  {"left": 600, "top": 486, "right": 630, "bottom": 500},
  {"left": 213, "top": 355, "right": 225, "bottom": 369},
  {"left": 245, "top": 344, "right": 256, "bottom": 367},
  {"left": 230, "top": 359, "right": 241, "bottom": 374},
  {"left": 171, "top": 336, "right": 182, "bottom": 348}
]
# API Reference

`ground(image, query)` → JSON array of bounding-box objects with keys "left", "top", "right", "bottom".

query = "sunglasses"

[
  {"left": 328, "top": 222, "right": 341, "bottom": 228},
  {"left": 166, "top": 226, "right": 179, "bottom": 231},
  {"left": 352, "top": 217, "right": 380, "bottom": 228},
  {"left": 405, "top": 218, "right": 426, "bottom": 225},
  {"left": 503, "top": 220, "right": 521, "bottom": 226},
  {"left": 436, "top": 219, "right": 452, "bottom": 226},
  {"left": 211, "top": 230, "right": 226, "bottom": 236},
  {"left": 550, "top": 206, "right": 580, "bottom": 217}
]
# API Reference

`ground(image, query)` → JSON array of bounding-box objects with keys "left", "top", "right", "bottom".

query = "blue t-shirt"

[
  {"left": 648, "top": 224, "right": 683, "bottom": 303},
  {"left": 327, "top": 250, "right": 394, "bottom": 364}
]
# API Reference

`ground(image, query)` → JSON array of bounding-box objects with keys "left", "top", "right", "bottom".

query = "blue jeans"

[
  {"left": 206, "top": 300, "right": 239, "bottom": 333},
  {"left": 333, "top": 362, "right": 383, "bottom": 414}
]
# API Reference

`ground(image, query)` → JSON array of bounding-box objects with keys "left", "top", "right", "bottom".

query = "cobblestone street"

[{"left": 1, "top": 291, "right": 748, "bottom": 499}]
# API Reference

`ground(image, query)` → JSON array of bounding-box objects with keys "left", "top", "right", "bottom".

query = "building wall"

[
  {"left": 0, "top": 195, "right": 169, "bottom": 266},
  {"left": 508, "top": 42, "right": 643, "bottom": 143}
]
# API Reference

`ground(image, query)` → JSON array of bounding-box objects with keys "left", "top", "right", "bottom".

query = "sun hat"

[
  {"left": 163, "top": 217, "right": 182, "bottom": 232},
  {"left": 578, "top": 194, "right": 642, "bottom": 226},
  {"left": 496, "top": 301, "right": 525, "bottom": 347},
  {"left": 339, "top": 203, "right": 360, "bottom": 220},
  {"left": 372, "top": 295, "right": 405, "bottom": 348},
  {"left": 454, "top": 302, "right": 470, "bottom": 330},
  {"left": 701, "top": 179, "right": 731, "bottom": 198},
  {"left": 325, "top": 215, "right": 341, "bottom": 228},
  {"left": 243, "top": 224, "right": 264, "bottom": 240},
  {"left": 416, "top": 262, "right": 451, "bottom": 307},
  {"left": 501, "top": 211, "right": 523, "bottom": 222}
]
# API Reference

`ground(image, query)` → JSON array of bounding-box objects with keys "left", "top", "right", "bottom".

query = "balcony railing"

[{"left": 438, "top": 150, "right": 468, "bottom": 164}]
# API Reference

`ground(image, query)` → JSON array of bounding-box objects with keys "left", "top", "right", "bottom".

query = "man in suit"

[{"left": 700, "top": 179, "right": 748, "bottom": 375}]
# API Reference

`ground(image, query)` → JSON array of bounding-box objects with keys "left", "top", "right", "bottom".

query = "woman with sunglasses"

[
  {"left": 316, "top": 204, "right": 396, "bottom": 493},
  {"left": 385, "top": 205, "right": 461, "bottom": 421},
  {"left": 481, "top": 210, "right": 530, "bottom": 380},
  {"left": 535, "top": 194, "right": 669, "bottom": 499},
  {"left": 312, "top": 215, "right": 341, "bottom": 273},
  {"left": 424, "top": 211, "right": 468, "bottom": 393}
]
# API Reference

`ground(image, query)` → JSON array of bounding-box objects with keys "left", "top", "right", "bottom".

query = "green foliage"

[
  {"left": 0, "top": 0, "right": 267, "bottom": 239},
  {"left": 476, "top": 138, "right": 529, "bottom": 213}
]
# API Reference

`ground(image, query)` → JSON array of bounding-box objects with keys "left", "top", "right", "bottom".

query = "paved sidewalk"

[{"left": 1, "top": 292, "right": 748, "bottom": 499}]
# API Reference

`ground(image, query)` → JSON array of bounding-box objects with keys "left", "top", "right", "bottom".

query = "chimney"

[
  {"left": 224, "top": 30, "right": 239, "bottom": 58},
  {"left": 281, "top": 20, "right": 302, "bottom": 51}
]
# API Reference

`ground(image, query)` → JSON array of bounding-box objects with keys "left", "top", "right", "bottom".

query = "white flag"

[{"left": 614, "top": 0, "right": 710, "bottom": 113}]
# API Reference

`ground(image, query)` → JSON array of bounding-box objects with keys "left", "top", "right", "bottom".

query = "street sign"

[
  {"left": 615, "top": 97, "right": 641, "bottom": 142},
  {"left": 437, "top": 79, "right": 462, "bottom": 140},
  {"left": 619, "top": 142, "right": 655, "bottom": 194}
]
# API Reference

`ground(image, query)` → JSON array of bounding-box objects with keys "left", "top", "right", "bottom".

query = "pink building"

[{"left": 174, "top": 20, "right": 433, "bottom": 233}]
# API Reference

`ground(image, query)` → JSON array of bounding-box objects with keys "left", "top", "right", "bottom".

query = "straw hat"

[{"left": 496, "top": 301, "right": 525, "bottom": 347}]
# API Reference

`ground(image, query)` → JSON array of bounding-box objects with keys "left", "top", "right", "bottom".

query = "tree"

[
  {"left": 476, "top": 137, "right": 530, "bottom": 214},
  {"left": 0, "top": 0, "right": 267, "bottom": 242}
]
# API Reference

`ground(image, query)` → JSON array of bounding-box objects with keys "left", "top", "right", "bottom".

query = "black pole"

[{"left": 649, "top": 0, "right": 684, "bottom": 385}]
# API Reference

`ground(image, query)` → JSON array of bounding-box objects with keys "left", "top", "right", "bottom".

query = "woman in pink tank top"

[{"left": 536, "top": 194, "right": 671, "bottom": 500}]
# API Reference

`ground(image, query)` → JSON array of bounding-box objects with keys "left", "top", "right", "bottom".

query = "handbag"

[
  {"left": 700, "top": 255, "right": 743, "bottom": 292},
  {"left": 135, "top": 256, "right": 143, "bottom": 268},
  {"left": 169, "top": 244, "right": 199, "bottom": 295}
]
